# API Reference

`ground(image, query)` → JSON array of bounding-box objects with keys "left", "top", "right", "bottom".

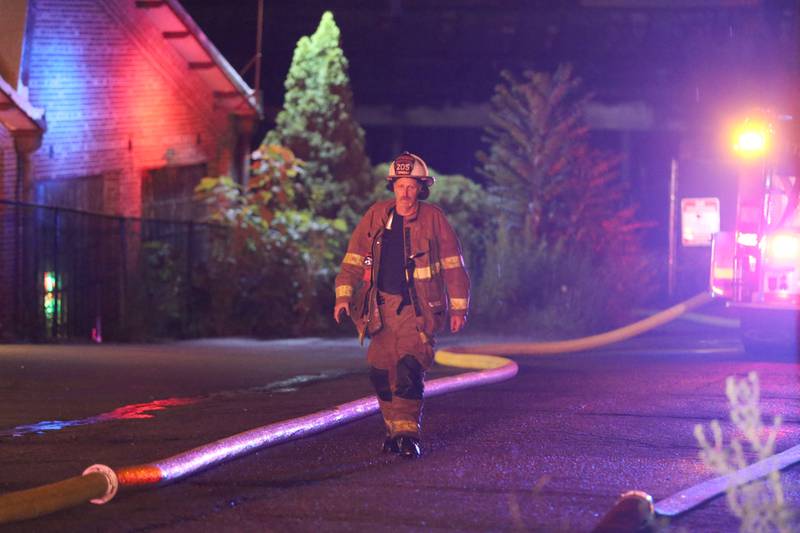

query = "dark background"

[{"left": 180, "top": 0, "right": 799, "bottom": 246}]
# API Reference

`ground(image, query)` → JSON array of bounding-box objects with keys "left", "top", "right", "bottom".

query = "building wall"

[
  {"left": 0, "top": 128, "right": 18, "bottom": 339},
  {"left": 0, "top": 127, "right": 15, "bottom": 200},
  {"left": 0, "top": 0, "right": 251, "bottom": 340},
  {"left": 24, "top": 0, "right": 234, "bottom": 217}
]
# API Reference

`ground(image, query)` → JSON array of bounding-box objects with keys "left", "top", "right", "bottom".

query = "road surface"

[{"left": 0, "top": 319, "right": 798, "bottom": 531}]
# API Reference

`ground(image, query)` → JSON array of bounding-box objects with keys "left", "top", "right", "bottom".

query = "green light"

[{"left": 43, "top": 272, "right": 56, "bottom": 319}]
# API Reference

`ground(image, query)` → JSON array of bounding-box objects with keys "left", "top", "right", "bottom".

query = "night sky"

[{"left": 180, "top": 0, "right": 799, "bottom": 240}]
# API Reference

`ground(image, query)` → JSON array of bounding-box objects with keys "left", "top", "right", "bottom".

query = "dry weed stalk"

[{"left": 694, "top": 372, "right": 793, "bottom": 533}]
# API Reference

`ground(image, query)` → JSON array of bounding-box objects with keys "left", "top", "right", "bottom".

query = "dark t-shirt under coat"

[{"left": 377, "top": 212, "right": 408, "bottom": 297}]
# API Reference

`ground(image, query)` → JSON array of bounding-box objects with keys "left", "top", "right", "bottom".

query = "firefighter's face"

[{"left": 393, "top": 178, "right": 421, "bottom": 211}]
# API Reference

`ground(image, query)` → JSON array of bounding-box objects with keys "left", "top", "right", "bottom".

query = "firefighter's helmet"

[{"left": 387, "top": 152, "right": 435, "bottom": 187}]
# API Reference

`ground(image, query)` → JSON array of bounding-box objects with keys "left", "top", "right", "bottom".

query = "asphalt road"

[{"left": 0, "top": 318, "right": 798, "bottom": 532}]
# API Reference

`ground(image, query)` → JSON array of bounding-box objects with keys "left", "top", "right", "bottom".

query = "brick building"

[{"left": 0, "top": 0, "right": 261, "bottom": 340}]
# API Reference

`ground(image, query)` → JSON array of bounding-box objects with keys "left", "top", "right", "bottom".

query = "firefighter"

[{"left": 333, "top": 151, "right": 470, "bottom": 459}]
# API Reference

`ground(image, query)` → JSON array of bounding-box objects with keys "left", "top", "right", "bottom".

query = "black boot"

[
  {"left": 382, "top": 435, "right": 399, "bottom": 453},
  {"left": 395, "top": 436, "right": 421, "bottom": 459}
]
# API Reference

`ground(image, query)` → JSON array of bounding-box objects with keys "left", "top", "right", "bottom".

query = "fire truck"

[{"left": 710, "top": 112, "right": 800, "bottom": 355}]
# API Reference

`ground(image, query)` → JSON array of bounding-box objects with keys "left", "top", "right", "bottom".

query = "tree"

[
  {"left": 265, "top": 11, "right": 372, "bottom": 221},
  {"left": 478, "top": 65, "right": 585, "bottom": 243},
  {"left": 476, "top": 65, "right": 653, "bottom": 331}
]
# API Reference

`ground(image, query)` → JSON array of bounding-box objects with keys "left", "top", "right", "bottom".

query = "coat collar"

[{"left": 377, "top": 199, "right": 422, "bottom": 223}]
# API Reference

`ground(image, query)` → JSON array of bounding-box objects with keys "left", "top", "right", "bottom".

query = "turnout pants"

[{"left": 367, "top": 291, "right": 435, "bottom": 439}]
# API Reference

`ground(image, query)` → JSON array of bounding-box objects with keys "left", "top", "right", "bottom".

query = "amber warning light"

[{"left": 732, "top": 119, "right": 771, "bottom": 158}]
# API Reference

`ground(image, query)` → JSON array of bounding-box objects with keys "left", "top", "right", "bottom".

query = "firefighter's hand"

[
  {"left": 334, "top": 302, "right": 350, "bottom": 324},
  {"left": 450, "top": 315, "right": 466, "bottom": 333}
]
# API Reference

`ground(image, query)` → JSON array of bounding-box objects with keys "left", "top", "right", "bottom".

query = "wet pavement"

[{"left": 0, "top": 321, "right": 798, "bottom": 532}]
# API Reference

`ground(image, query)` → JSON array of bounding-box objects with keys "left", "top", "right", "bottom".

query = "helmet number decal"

[{"left": 393, "top": 155, "right": 416, "bottom": 176}]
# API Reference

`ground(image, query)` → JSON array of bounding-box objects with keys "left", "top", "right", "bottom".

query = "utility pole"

[
  {"left": 254, "top": 0, "right": 264, "bottom": 109},
  {"left": 668, "top": 158, "right": 678, "bottom": 299}
]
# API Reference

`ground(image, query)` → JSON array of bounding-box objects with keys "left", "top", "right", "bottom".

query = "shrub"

[{"left": 195, "top": 145, "right": 347, "bottom": 336}]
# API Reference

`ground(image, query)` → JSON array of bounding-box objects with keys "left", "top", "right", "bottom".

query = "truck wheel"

[
  {"left": 739, "top": 309, "right": 799, "bottom": 359},
  {"left": 740, "top": 330, "right": 789, "bottom": 357}
]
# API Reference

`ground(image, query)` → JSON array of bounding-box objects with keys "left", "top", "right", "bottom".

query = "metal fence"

[{"left": 0, "top": 199, "right": 227, "bottom": 342}]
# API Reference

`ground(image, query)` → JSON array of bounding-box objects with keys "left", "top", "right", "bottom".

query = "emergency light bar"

[{"left": 732, "top": 119, "right": 771, "bottom": 158}]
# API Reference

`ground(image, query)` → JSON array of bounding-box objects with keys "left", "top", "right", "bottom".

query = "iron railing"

[{"left": 0, "top": 199, "right": 226, "bottom": 342}]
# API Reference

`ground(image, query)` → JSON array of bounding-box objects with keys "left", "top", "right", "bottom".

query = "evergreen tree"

[
  {"left": 265, "top": 11, "right": 372, "bottom": 221},
  {"left": 478, "top": 65, "right": 586, "bottom": 243},
  {"left": 476, "top": 65, "right": 654, "bottom": 330}
]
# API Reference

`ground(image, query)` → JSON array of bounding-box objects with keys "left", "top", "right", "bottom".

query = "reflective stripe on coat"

[{"left": 334, "top": 199, "right": 470, "bottom": 340}]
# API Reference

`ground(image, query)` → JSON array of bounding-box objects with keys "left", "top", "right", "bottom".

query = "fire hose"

[{"left": 5, "top": 291, "right": 780, "bottom": 527}]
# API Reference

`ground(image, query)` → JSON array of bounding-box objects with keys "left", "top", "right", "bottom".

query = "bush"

[
  {"left": 128, "top": 240, "right": 187, "bottom": 339},
  {"left": 194, "top": 145, "right": 347, "bottom": 336},
  {"left": 474, "top": 223, "right": 657, "bottom": 336}
]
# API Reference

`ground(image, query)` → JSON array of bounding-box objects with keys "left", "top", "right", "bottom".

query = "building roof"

[
  {"left": 136, "top": 0, "right": 262, "bottom": 118},
  {"left": 0, "top": 75, "right": 45, "bottom": 134}
]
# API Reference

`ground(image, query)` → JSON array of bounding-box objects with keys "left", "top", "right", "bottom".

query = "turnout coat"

[{"left": 335, "top": 199, "right": 470, "bottom": 342}]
